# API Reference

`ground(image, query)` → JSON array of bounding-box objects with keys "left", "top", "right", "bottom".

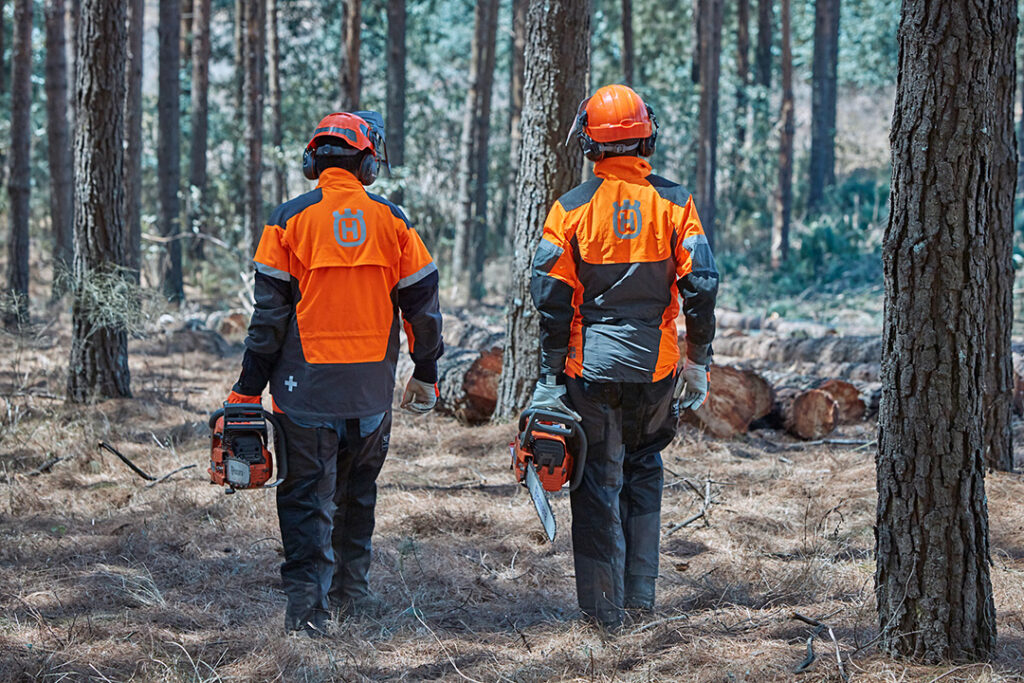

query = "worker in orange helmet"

[
  {"left": 529, "top": 85, "right": 718, "bottom": 630},
  {"left": 226, "top": 111, "right": 443, "bottom": 636}
]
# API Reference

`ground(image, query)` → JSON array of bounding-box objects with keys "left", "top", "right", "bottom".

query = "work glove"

[
  {"left": 529, "top": 375, "right": 582, "bottom": 422},
  {"left": 226, "top": 390, "right": 261, "bottom": 404},
  {"left": 401, "top": 377, "right": 438, "bottom": 414},
  {"left": 674, "top": 359, "right": 710, "bottom": 411}
]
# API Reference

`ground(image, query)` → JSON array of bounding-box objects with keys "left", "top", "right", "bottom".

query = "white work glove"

[
  {"left": 529, "top": 375, "right": 582, "bottom": 421},
  {"left": 675, "top": 359, "right": 710, "bottom": 411},
  {"left": 401, "top": 377, "right": 438, "bottom": 414}
]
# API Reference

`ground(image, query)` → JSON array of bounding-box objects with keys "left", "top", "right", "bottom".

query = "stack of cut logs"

[{"left": 419, "top": 309, "right": 888, "bottom": 440}]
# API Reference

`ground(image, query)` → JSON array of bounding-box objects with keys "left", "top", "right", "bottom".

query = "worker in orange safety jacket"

[
  {"left": 528, "top": 85, "right": 718, "bottom": 630},
  {"left": 226, "top": 111, "right": 443, "bottom": 636}
]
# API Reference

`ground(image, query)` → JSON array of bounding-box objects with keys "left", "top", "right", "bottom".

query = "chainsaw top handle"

[
  {"left": 210, "top": 403, "right": 288, "bottom": 487},
  {"left": 517, "top": 408, "right": 588, "bottom": 491}
]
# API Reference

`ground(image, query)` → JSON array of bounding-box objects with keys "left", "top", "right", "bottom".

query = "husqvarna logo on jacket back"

[
  {"left": 333, "top": 209, "right": 367, "bottom": 247},
  {"left": 613, "top": 200, "right": 642, "bottom": 239}
]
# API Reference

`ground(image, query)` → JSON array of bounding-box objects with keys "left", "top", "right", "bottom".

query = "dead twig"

[
  {"left": 98, "top": 442, "right": 156, "bottom": 481},
  {"left": 144, "top": 464, "right": 197, "bottom": 488},
  {"left": 791, "top": 611, "right": 849, "bottom": 681},
  {"left": 28, "top": 454, "right": 73, "bottom": 476},
  {"left": 665, "top": 475, "right": 719, "bottom": 536}
]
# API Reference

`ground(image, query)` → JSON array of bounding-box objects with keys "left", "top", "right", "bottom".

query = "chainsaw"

[
  {"left": 208, "top": 403, "right": 287, "bottom": 494},
  {"left": 510, "top": 408, "right": 587, "bottom": 542}
]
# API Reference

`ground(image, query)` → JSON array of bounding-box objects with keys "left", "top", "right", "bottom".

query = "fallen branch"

[
  {"left": 791, "top": 611, "right": 849, "bottom": 681},
  {"left": 98, "top": 442, "right": 156, "bottom": 481},
  {"left": 144, "top": 464, "right": 197, "bottom": 488},
  {"left": 665, "top": 476, "right": 718, "bottom": 536},
  {"left": 28, "top": 455, "right": 73, "bottom": 476}
]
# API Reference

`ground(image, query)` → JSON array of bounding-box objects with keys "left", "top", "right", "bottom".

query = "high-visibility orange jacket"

[
  {"left": 233, "top": 167, "right": 444, "bottom": 421},
  {"left": 531, "top": 155, "right": 718, "bottom": 383}
]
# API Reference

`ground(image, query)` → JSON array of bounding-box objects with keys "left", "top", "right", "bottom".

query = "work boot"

[
  {"left": 285, "top": 607, "right": 329, "bottom": 639},
  {"left": 330, "top": 591, "right": 387, "bottom": 619},
  {"left": 624, "top": 575, "right": 656, "bottom": 612}
]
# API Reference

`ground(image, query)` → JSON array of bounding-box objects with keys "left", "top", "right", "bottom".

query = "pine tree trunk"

[
  {"left": 620, "top": 0, "right": 634, "bottom": 86},
  {"left": 386, "top": 0, "right": 406, "bottom": 204},
  {"left": 268, "top": 0, "right": 284, "bottom": 206},
  {"left": 495, "top": 0, "right": 591, "bottom": 420},
  {"left": 67, "top": 0, "right": 130, "bottom": 401},
  {"left": 4, "top": 0, "right": 32, "bottom": 328},
  {"left": 696, "top": 0, "right": 722, "bottom": 247},
  {"left": 46, "top": 0, "right": 73, "bottom": 297},
  {"left": 469, "top": 0, "right": 499, "bottom": 302},
  {"left": 180, "top": 0, "right": 192, "bottom": 65},
  {"left": 752, "top": 0, "right": 772, "bottom": 154},
  {"left": 157, "top": 0, "right": 183, "bottom": 302},
  {"left": 808, "top": 0, "right": 840, "bottom": 212},
  {"left": 243, "top": 0, "right": 265, "bottom": 257},
  {"left": 734, "top": 0, "right": 749, "bottom": 152},
  {"left": 875, "top": 0, "right": 1011, "bottom": 660},
  {"left": 0, "top": 0, "right": 5, "bottom": 96},
  {"left": 188, "top": 0, "right": 210, "bottom": 259},
  {"left": 771, "top": 0, "right": 793, "bottom": 269},
  {"left": 233, "top": 0, "right": 243, "bottom": 113},
  {"left": 123, "top": 0, "right": 144, "bottom": 282},
  {"left": 339, "top": 0, "right": 361, "bottom": 110},
  {"left": 500, "top": 0, "right": 527, "bottom": 250}
]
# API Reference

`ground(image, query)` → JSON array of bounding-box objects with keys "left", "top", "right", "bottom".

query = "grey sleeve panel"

[
  {"left": 534, "top": 239, "right": 564, "bottom": 274},
  {"left": 398, "top": 269, "right": 444, "bottom": 374},
  {"left": 680, "top": 233, "right": 717, "bottom": 274},
  {"left": 244, "top": 271, "right": 295, "bottom": 356},
  {"left": 268, "top": 188, "right": 324, "bottom": 229},
  {"left": 255, "top": 261, "right": 291, "bottom": 281},
  {"left": 556, "top": 178, "right": 604, "bottom": 212},
  {"left": 646, "top": 174, "right": 692, "bottom": 209},
  {"left": 678, "top": 266, "right": 718, "bottom": 349},
  {"left": 531, "top": 240, "right": 575, "bottom": 376},
  {"left": 398, "top": 262, "right": 438, "bottom": 289}
]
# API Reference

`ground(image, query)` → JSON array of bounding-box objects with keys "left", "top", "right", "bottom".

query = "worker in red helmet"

[
  {"left": 225, "top": 111, "right": 444, "bottom": 636},
  {"left": 529, "top": 84, "right": 719, "bottom": 630}
]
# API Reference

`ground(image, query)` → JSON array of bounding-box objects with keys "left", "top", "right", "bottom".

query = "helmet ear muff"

[
  {"left": 638, "top": 104, "right": 658, "bottom": 157},
  {"left": 357, "top": 153, "right": 379, "bottom": 185},
  {"left": 302, "top": 147, "right": 318, "bottom": 180},
  {"left": 575, "top": 111, "right": 606, "bottom": 162}
]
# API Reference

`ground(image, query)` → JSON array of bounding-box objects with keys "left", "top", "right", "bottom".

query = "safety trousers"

[
  {"left": 274, "top": 411, "right": 391, "bottom": 631},
  {"left": 565, "top": 374, "right": 677, "bottom": 628}
]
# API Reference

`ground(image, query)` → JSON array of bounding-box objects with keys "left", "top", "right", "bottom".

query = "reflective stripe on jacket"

[
  {"left": 235, "top": 167, "right": 444, "bottom": 421},
  {"left": 530, "top": 156, "right": 718, "bottom": 383}
]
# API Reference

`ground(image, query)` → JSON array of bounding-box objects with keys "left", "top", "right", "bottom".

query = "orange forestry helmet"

[
  {"left": 302, "top": 111, "right": 390, "bottom": 185},
  {"left": 565, "top": 84, "right": 659, "bottom": 161}
]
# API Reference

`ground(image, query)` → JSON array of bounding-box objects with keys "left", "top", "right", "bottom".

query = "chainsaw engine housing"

[
  {"left": 511, "top": 409, "right": 587, "bottom": 493},
  {"left": 209, "top": 403, "right": 287, "bottom": 492}
]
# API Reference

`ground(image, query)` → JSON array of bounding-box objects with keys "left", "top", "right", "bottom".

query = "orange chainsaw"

[
  {"left": 510, "top": 408, "right": 587, "bottom": 542},
  {"left": 208, "top": 403, "right": 287, "bottom": 494}
]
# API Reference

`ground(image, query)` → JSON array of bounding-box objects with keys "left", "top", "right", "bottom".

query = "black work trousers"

[
  {"left": 565, "top": 374, "right": 677, "bottom": 628},
  {"left": 274, "top": 411, "right": 391, "bottom": 630}
]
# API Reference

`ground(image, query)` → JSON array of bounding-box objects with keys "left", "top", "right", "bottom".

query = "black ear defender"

[
  {"left": 357, "top": 153, "right": 379, "bottom": 186},
  {"left": 302, "top": 146, "right": 318, "bottom": 180},
  {"left": 638, "top": 104, "right": 659, "bottom": 157}
]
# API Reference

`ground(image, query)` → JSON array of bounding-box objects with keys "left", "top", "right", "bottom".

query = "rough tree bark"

[
  {"left": 875, "top": 0, "right": 1012, "bottom": 660},
  {"left": 386, "top": 0, "right": 406, "bottom": 204},
  {"left": 339, "top": 0, "right": 361, "bottom": 110},
  {"left": 696, "top": 0, "right": 722, "bottom": 247},
  {"left": 124, "top": 0, "right": 143, "bottom": 281},
  {"left": 621, "top": 0, "right": 634, "bottom": 85},
  {"left": 243, "top": 0, "right": 265, "bottom": 256},
  {"left": 495, "top": 0, "right": 591, "bottom": 420},
  {"left": 808, "top": 0, "right": 840, "bottom": 212},
  {"left": 46, "top": 0, "right": 74, "bottom": 296},
  {"left": 734, "top": 0, "right": 750, "bottom": 153},
  {"left": 752, "top": 0, "right": 772, "bottom": 151},
  {"left": 501, "top": 0, "right": 527, "bottom": 249},
  {"left": 771, "top": 0, "right": 793, "bottom": 269},
  {"left": 0, "top": 0, "right": 5, "bottom": 96},
  {"left": 4, "top": 0, "right": 32, "bottom": 328},
  {"left": 268, "top": 0, "right": 284, "bottom": 206},
  {"left": 157, "top": 0, "right": 183, "bottom": 302},
  {"left": 188, "top": 0, "right": 211, "bottom": 258},
  {"left": 67, "top": 0, "right": 131, "bottom": 401}
]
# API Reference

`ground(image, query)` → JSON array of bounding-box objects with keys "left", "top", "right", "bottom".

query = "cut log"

[
  {"left": 680, "top": 365, "right": 774, "bottom": 438},
  {"left": 772, "top": 387, "right": 839, "bottom": 440},
  {"left": 710, "top": 334, "right": 882, "bottom": 365},
  {"left": 815, "top": 378, "right": 865, "bottom": 423},
  {"left": 436, "top": 345, "right": 503, "bottom": 425}
]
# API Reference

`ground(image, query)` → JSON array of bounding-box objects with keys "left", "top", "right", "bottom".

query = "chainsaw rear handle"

[
  {"left": 210, "top": 403, "right": 288, "bottom": 487},
  {"left": 517, "top": 408, "right": 588, "bottom": 491}
]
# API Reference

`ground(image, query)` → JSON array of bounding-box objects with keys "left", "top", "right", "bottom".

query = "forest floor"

[{"left": 1, "top": 307, "right": 1024, "bottom": 683}]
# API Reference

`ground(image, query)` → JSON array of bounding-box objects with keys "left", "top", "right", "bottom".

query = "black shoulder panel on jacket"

[
  {"left": 557, "top": 178, "right": 604, "bottom": 212},
  {"left": 367, "top": 191, "right": 413, "bottom": 228},
  {"left": 646, "top": 174, "right": 692, "bottom": 209},
  {"left": 268, "top": 188, "right": 324, "bottom": 230}
]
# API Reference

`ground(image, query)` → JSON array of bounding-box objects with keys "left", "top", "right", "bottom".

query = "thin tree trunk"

[
  {"left": 771, "top": 0, "right": 793, "bottom": 269},
  {"left": 268, "top": 0, "right": 284, "bottom": 206},
  {"left": 495, "top": 0, "right": 591, "bottom": 420},
  {"left": 67, "top": 0, "right": 130, "bottom": 401},
  {"left": 696, "top": 0, "right": 722, "bottom": 248},
  {"left": 188, "top": 0, "right": 210, "bottom": 259},
  {"left": 339, "top": 0, "right": 361, "bottom": 110},
  {"left": 621, "top": 0, "right": 634, "bottom": 86},
  {"left": 0, "top": 0, "right": 6, "bottom": 96},
  {"left": 233, "top": 0, "right": 243, "bottom": 113},
  {"left": 180, "top": 0, "right": 192, "bottom": 64},
  {"left": 500, "top": 0, "right": 527, "bottom": 250},
  {"left": 735, "top": 0, "right": 750, "bottom": 152},
  {"left": 808, "top": 0, "right": 840, "bottom": 212},
  {"left": 46, "top": 0, "right": 73, "bottom": 297},
  {"left": 1018, "top": 52, "right": 1024, "bottom": 188},
  {"left": 157, "top": 0, "right": 183, "bottom": 302},
  {"left": 243, "top": 0, "right": 265, "bottom": 256},
  {"left": 4, "top": 0, "right": 32, "bottom": 328},
  {"left": 124, "top": 0, "right": 143, "bottom": 281},
  {"left": 469, "top": 0, "right": 499, "bottom": 302},
  {"left": 755, "top": 0, "right": 771, "bottom": 88},
  {"left": 386, "top": 0, "right": 406, "bottom": 204}
]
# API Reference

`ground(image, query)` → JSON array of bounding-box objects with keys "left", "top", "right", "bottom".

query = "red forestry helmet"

[
  {"left": 566, "top": 84, "right": 659, "bottom": 161},
  {"left": 302, "top": 111, "right": 390, "bottom": 185}
]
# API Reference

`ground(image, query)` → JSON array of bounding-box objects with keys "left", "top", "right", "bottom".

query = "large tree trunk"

[
  {"left": 243, "top": 0, "right": 265, "bottom": 256},
  {"left": 771, "top": 0, "right": 793, "bottom": 269},
  {"left": 157, "top": 0, "right": 183, "bottom": 302},
  {"left": 495, "top": 0, "right": 591, "bottom": 420},
  {"left": 4, "top": 0, "right": 32, "bottom": 328},
  {"left": 695, "top": 0, "right": 722, "bottom": 247},
  {"left": 339, "top": 0, "right": 361, "bottom": 110},
  {"left": 620, "top": 0, "right": 634, "bottom": 85},
  {"left": 67, "top": 0, "right": 130, "bottom": 401},
  {"left": 267, "top": 0, "right": 283, "bottom": 207},
  {"left": 123, "top": 0, "right": 143, "bottom": 282},
  {"left": 188, "top": 0, "right": 211, "bottom": 259},
  {"left": 807, "top": 0, "right": 840, "bottom": 212},
  {"left": 875, "top": 0, "right": 1010, "bottom": 660},
  {"left": 386, "top": 0, "right": 406, "bottom": 204},
  {"left": 46, "top": 0, "right": 73, "bottom": 297}
]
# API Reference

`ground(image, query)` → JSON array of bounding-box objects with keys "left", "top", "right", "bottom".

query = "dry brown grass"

[{"left": 2, "top": 315, "right": 1024, "bottom": 682}]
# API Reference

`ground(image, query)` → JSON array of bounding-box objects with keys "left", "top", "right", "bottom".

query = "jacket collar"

[
  {"left": 593, "top": 155, "right": 652, "bottom": 182},
  {"left": 316, "top": 167, "right": 362, "bottom": 189}
]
